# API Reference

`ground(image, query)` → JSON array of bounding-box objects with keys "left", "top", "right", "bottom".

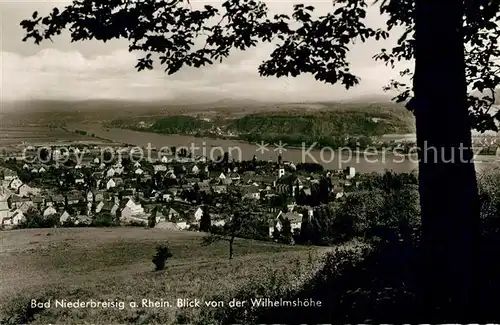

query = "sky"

[{"left": 0, "top": 0, "right": 412, "bottom": 103}]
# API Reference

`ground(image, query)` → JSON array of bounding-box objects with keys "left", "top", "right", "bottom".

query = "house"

[
  {"left": 106, "top": 168, "right": 116, "bottom": 178},
  {"left": 43, "top": 206, "right": 58, "bottom": 217},
  {"left": 49, "top": 194, "right": 65, "bottom": 206},
  {"left": 74, "top": 215, "right": 92, "bottom": 225},
  {"left": 2, "top": 209, "right": 25, "bottom": 227},
  {"left": 123, "top": 198, "right": 145, "bottom": 216},
  {"left": 10, "top": 209, "right": 25, "bottom": 224},
  {"left": 213, "top": 185, "right": 227, "bottom": 194},
  {"left": 211, "top": 219, "right": 226, "bottom": 227},
  {"left": 17, "top": 201, "right": 34, "bottom": 214},
  {"left": 18, "top": 184, "right": 39, "bottom": 197},
  {"left": 87, "top": 189, "right": 104, "bottom": 203},
  {"left": 60, "top": 210, "right": 72, "bottom": 224},
  {"left": 8, "top": 195, "right": 33, "bottom": 209},
  {"left": 345, "top": 166, "right": 356, "bottom": 179},
  {"left": 185, "top": 177, "right": 200, "bottom": 185},
  {"left": 221, "top": 178, "right": 233, "bottom": 185},
  {"left": 168, "top": 187, "right": 180, "bottom": 197},
  {"left": 191, "top": 165, "right": 200, "bottom": 174},
  {"left": 0, "top": 188, "right": 10, "bottom": 222},
  {"left": 175, "top": 220, "right": 189, "bottom": 230},
  {"left": 95, "top": 201, "right": 105, "bottom": 213},
  {"left": 242, "top": 186, "right": 260, "bottom": 200},
  {"left": 113, "top": 178, "right": 123, "bottom": 187},
  {"left": 197, "top": 182, "right": 211, "bottom": 194},
  {"left": 8, "top": 178, "right": 23, "bottom": 192},
  {"left": 118, "top": 206, "right": 133, "bottom": 221},
  {"left": 120, "top": 189, "right": 135, "bottom": 200},
  {"left": 2, "top": 168, "right": 18, "bottom": 181},
  {"left": 330, "top": 176, "right": 341, "bottom": 185},
  {"left": 301, "top": 188, "right": 312, "bottom": 197},
  {"left": 166, "top": 208, "right": 180, "bottom": 220},
  {"left": 66, "top": 192, "right": 82, "bottom": 205},
  {"left": 332, "top": 186, "right": 344, "bottom": 199},
  {"left": 193, "top": 207, "right": 204, "bottom": 222},
  {"left": 293, "top": 177, "right": 304, "bottom": 189},
  {"left": 98, "top": 201, "right": 119, "bottom": 216},
  {"left": 230, "top": 172, "right": 241, "bottom": 181},
  {"left": 74, "top": 174, "right": 85, "bottom": 184},
  {"left": 32, "top": 196, "right": 44, "bottom": 209},
  {"left": 166, "top": 171, "right": 176, "bottom": 179},
  {"left": 270, "top": 211, "right": 303, "bottom": 237},
  {"left": 154, "top": 210, "right": 167, "bottom": 223},
  {"left": 114, "top": 166, "right": 124, "bottom": 175},
  {"left": 106, "top": 179, "right": 116, "bottom": 190},
  {"left": 275, "top": 183, "right": 290, "bottom": 195},
  {"left": 154, "top": 165, "right": 167, "bottom": 173}
]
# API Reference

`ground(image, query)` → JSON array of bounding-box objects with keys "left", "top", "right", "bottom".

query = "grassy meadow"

[{"left": 0, "top": 227, "right": 327, "bottom": 325}]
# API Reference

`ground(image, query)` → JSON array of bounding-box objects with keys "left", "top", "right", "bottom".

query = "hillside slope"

[{"left": 0, "top": 227, "right": 323, "bottom": 325}]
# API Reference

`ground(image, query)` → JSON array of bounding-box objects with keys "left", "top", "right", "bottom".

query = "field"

[{"left": 0, "top": 227, "right": 326, "bottom": 325}]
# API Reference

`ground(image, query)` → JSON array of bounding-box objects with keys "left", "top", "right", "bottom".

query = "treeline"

[
  {"left": 182, "top": 168, "right": 500, "bottom": 324},
  {"left": 271, "top": 183, "right": 420, "bottom": 246},
  {"left": 107, "top": 110, "right": 415, "bottom": 148},
  {"left": 227, "top": 112, "right": 409, "bottom": 137},
  {"left": 16, "top": 209, "right": 121, "bottom": 229},
  {"left": 148, "top": 116, "right": 212, "bottom": 134},
  {"left": 239, "top": 133, "right": 375, "bottom": 149}
]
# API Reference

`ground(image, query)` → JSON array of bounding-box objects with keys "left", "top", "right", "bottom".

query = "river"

[{"left": 68, "top": 123, "right": 499, "bottom": 174}]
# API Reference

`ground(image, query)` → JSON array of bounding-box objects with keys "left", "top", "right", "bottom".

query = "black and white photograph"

[{"left": 1, "top": 0, "right": 500, "bottom": 323}]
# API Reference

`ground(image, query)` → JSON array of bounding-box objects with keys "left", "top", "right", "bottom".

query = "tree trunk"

[
  {"left": 229, "top": 237, "right": 234, "bottom": 259},
  {"left": 414, "top": 0, "right": 480, "bottom": 321}
]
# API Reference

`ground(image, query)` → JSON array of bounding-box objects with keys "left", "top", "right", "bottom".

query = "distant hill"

[
  {"left": 105, "top": 102, "right": 415, "bottom": 149},
  {"left": 1, "top": 98, "right": 416, "bottom": 137}
]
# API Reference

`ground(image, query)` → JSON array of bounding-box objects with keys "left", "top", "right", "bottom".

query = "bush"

[
  {"left": 19, "top": 210, "right": 59, "bottom": 229},
  {"left": 152, "top": 243, "right": 173, "bottom": 271},
  {"left": 91, "top": 213, "right": 118, "bottom": 227},
  {"left": 477, "top": 166, "right": 500, "bottom": 237},
  {"left": 184, "top": 243, "right": 369, "bottom": 325}
]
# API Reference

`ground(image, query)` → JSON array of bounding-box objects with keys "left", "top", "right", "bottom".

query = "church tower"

[{"left": 278, "top": 167, "right": 285, "bottom": 179}]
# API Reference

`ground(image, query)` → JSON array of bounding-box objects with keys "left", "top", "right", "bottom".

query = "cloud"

[
  {"left": 0, "top": 1, "right": 412, "bottom": 103},
  {"left": 1, "top": 46, "right": 411, "bottom": 102}
]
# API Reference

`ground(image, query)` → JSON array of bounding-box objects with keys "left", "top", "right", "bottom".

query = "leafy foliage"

[
  {"left": 19, "top": 209, "right": 59, "bottom": 229},
  {"left": 90, "top": 212, "right": 119, "bottom": 227},
  {"left": 202, "top": 196, "right": 266, "bottom": 258},
  {"left": 374, "top": 0, "right": 500, "bottom": 131},
  {"left": 149, "top": 116, "right": 212, "bottom": 134},
  {"left": 199, "top": 205, "right": 211, "bottom": 232},
  {"left": 152, "top": 243, "right": 173, "bottom": 271},
  {"left": 19, "top": 0, "right": 500, "bottom": 131},
  {"left": 477, "top": 166, "right": 500, "bottom": 237}
]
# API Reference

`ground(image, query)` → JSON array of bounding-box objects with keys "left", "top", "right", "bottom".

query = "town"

[{"left": 0, "top": 141, "right": 360, "bottom": 241}]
